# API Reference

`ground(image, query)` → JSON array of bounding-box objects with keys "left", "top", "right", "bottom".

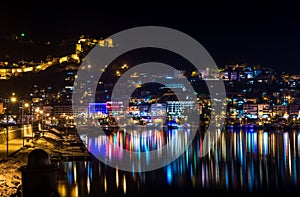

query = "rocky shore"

[
  {"left": 0, "top": 134, "right": 88, "bottom": 197},
  {"left": 0, "top": 138, "right": 56, "bottom": 196}
]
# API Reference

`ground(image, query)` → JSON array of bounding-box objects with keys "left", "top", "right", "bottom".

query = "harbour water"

[{"left": 56, "top": 126, "right": 300, "bottom": 196}]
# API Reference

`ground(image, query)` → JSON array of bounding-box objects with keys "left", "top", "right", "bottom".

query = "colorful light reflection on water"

[{"left": 57, "top": 127, "right": 300, "bottom": 196}]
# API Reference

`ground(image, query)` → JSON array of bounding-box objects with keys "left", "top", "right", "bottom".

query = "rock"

[
  {"left": 5, "top": 180, "right": 16, "bottom": 188},
  {"left": 3, "top": 165, "right": 11, "bottom": 170},
  {"left": 0, "top": 174, "right": 5, "bottom": 181},
  {"left": 11, "top": 180, "right": 20, "bottom": 186},
  {"left": 13, "top": 174, "right": 21, "bottom": 180}
]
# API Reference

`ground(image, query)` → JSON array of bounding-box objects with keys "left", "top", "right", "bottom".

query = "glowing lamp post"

[
  {"left": 5, "top": 93, "right": 17, "bottom": 157},
  {"left": 22, "top": 102, "right": 30, "bottom": 147}
]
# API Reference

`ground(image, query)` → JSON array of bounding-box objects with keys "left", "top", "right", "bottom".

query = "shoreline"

[{"left": 0, "top": 135, "right": 90, "bottom": 196}]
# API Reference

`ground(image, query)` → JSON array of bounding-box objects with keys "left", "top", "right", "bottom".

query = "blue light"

[
  {"left": 88, "top": 162, "right": 93, "bottom": 180},
  {"left": 247, "top": 132, "right": 251, "bottom": 152},
  {"left": 132, "top": 162, "right": 135, "bottom": 176},
  {"left": 68, "top": 172, "right": 73, "bottom": 183},
  {"left": 166, "top": 165, "right": 173, "bottom": 185},
  {"left": 253, "top": 133, "right": 257, "bottom": 154},
  {"left": 146, "top": 151, "right": 150, "bottom": 165},
  {"left": 263, "top": 132, "right": 268, "bottom": 155},
  {"left": 225, "top": 164, "right": 229, "bottom": 190},
  {"left": 190, "top": 164, "right": 193, "bottom": 178},
  {"left": 248, "top": 160, "right": 254, "bottom": 192}
]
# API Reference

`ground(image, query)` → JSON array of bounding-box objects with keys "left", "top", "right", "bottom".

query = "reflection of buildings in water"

[
  {"left": 58, "top": 128, "right": 300, "bottom": 195},
  {"left": 87, "top": 128, "right": 191, "bottom": 162},
  {"left": 58, "top": 160, "right": 137, "bottom": 196},
  {"left": 160, "top": 129, "right": 300, "bottom": 191},
  {"left": 201, "top": 129, "right": 300, "bottom": 192}
]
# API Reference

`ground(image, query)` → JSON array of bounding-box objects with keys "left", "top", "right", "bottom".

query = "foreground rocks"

[{"left": 0, "top": 138, "right": 60, "bottom": 196}]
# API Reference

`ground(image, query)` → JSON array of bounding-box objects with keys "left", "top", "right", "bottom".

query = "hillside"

[{"left": 0, "top": 63, "right": 78, "bottom": 98}]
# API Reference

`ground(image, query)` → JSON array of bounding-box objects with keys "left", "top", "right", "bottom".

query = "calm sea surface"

[{"left": 56, "top": 127, "right": 300, "bottom": 196}]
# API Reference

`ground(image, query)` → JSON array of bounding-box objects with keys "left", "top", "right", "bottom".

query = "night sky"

[{"left": 1, "top": 1, "right": 300, "bottom": 73}]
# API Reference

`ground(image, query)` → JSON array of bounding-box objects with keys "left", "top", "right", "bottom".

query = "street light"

[
  {"left": 10, "top": 94, "right": 17, "bottom": 103},
  {"left": 22, "top": 102, "right": 30, "bottom": 147},
  {"left": 31, "top": 105, "right": 35, "bottom": 142},
  {"left": 6, "top": 93, "right": 17, "bottom": 157},
  {"left": 39, "top": 110, "right": 44, "bottom": 130}
]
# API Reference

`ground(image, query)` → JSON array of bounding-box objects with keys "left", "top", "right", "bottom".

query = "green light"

[{"left": 21, "top": 33, "right": 25, "bottom": 37}]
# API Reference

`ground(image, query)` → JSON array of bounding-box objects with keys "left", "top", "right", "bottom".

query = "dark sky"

[{"left": 1, "top": 1, "right": 300, "bottom": 73}]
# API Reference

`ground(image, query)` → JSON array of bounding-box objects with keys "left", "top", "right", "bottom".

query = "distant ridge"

[{"left": 0, "top": 62, "right": 78, "bottom": 98}]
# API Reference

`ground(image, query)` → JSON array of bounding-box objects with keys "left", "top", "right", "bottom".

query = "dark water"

[{"left": 56, "top": 127, "right": 300, "bottom": 196}]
